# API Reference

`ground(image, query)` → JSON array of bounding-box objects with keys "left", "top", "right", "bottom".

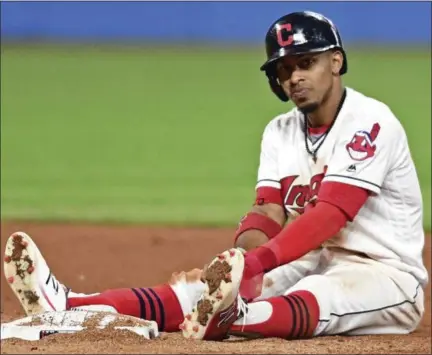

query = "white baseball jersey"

[{"left": 256, "top": 87, "right": 428, "bottom": 287}]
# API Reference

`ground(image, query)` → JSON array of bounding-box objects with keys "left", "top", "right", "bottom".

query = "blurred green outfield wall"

[{"left": 1, "top": 45, "right": 430, "bottom": 228}]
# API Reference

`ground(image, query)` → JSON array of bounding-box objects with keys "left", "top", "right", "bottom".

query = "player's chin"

[{"left": 294, "top": 99, "right": 319, "bottom": 114}]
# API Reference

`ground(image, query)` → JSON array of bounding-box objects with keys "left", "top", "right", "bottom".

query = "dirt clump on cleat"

[
  {"left": 196, "top": 299, "right": 214, "bottom": 326},
  {"left": 16, "top": 255, "right": 34, "bottom": 278},
  {"left": 205, "top": 260, "right": 232, "bottom": 295},
  {"left": 24, "top": 290, "right": 40, "bottom": 305},
  {"left": 9, "top": 234, "right": 35, "bottom": 280},
  {"left": 11, "top": 235, "right": 26, "bottom": 261}
]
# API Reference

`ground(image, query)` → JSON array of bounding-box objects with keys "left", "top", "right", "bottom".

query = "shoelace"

[{"left": 236, "top": 296, "right": 250, "bottom": 332}]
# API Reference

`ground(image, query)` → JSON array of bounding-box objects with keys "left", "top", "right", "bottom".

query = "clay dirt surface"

[{"left": 1, "top": 221, "right": 431, "bottom": 354}]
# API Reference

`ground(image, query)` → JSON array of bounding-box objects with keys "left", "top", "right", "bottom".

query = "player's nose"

[{"left": 289, "top": 69, "right": 303, "bottom": 85}]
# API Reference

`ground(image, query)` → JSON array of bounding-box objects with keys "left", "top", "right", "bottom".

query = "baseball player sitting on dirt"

[{"left": 5, "top": 11, "right": 427, "bottom": 341}]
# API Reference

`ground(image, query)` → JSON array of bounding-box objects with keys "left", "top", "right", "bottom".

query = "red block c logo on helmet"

[{"left": 276, "top": 23, "right": 293, "bottom": 47}]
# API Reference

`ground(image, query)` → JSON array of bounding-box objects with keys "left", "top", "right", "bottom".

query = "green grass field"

[{"left": 1, "top": 44, "right": 431, "bottom": 229}]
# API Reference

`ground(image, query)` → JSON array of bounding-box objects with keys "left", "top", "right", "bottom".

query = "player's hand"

[{"left": 239, "top": 253, "right": 266, "bottom": 301}]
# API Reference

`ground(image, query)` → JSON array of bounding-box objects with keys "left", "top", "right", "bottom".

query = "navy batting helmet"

[{"left": 260, "top": 11, "right": 348, "bottom": 102}]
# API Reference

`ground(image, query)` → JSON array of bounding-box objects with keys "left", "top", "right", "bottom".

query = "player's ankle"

[
  {"left": 230, "top": 291, "right": 319, "bottom": 339},
  {"left": 168, "top": 273, "right": 206, "bottom": 316}
]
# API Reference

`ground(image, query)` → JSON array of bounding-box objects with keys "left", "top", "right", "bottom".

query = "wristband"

[{"left": 234, "top": 212, "right": 282, "bottom": 244}]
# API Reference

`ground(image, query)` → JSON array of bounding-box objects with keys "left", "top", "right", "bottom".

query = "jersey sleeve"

[
  {"left": 256, "top": 119, "right": 281, "bottom": 190},
  {"left": 254, "top": 118, "right": 286, "bottom": 206},
  {"left": 323, "top": 116, "right": 400, "bottom": 195}
]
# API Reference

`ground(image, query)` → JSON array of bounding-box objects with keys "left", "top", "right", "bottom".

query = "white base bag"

[{"left": 0, "top": 309, "right": 159, "bottom": 341}]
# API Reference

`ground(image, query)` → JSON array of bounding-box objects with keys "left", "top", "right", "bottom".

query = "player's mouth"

[
  {"left": 291, "top": 88, "right": 308, "bottom": 100},
  {"left": 347, "top": 147, "right": 368, "bottom": 161}
]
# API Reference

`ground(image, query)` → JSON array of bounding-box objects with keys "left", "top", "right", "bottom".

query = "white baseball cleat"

[
  {"left": 180, "top": 248, "right": 245, "bottom": 341},
  {"left": 4, "top": 231, "right": 68, "bottom": 316}
]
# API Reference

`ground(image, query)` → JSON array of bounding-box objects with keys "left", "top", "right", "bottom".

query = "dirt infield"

[{"left": 1, "top": 221, "right": 431, "bottom": 354}]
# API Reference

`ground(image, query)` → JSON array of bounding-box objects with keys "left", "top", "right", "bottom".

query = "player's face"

[{"left": 276, "top": 51, "right": 343, "bottom": 113}]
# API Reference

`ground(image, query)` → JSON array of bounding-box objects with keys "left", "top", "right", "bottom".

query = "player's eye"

[
  {"left": 276, "top": 63, "right": 293, "bottom": 78},
  {"left": 298, "top": 57, "right": 315, "bottom": 69}
]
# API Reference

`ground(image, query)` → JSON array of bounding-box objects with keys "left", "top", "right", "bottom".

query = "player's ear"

[{"left": 331, "top": 50, "right": 343, "bottom": 75}]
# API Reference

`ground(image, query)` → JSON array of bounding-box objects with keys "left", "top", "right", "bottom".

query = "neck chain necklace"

[{"left": 303, "top": 88, "right": 347, "bottom": 163}]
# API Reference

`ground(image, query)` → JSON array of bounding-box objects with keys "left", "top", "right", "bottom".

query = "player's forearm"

[
  {"left": 245, "top": 182, "right": 370, "bottom": 275},
  {"left": 235, "top": 229, "right": 269, "bottom": 251},
  {"left": 258, "top": 202, "right": 347, "bottom": 268},
  {"left": 239, "top": 202, "right": 348, "bottom": 301}
]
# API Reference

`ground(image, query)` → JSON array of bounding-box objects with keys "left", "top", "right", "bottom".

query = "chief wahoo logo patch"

[{"left": 346, "top": 123, "right": 381, "bottom": 161}]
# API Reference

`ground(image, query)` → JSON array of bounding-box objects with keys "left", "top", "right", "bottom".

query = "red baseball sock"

[
  {"left": 230, "top": 291, "right": 320, "bottom": 339},
  {"left": 68, "top": 284, "right": 184, "bottom": 332}
]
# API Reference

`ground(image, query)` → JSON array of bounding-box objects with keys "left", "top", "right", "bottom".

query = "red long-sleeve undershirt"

[{"left": 246, "top": 181, "right": 370, "bottom": 276}]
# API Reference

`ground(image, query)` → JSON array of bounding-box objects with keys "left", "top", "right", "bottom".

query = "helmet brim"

[{"left": 260, "top": 43, "right": 340, "bottom": 71}]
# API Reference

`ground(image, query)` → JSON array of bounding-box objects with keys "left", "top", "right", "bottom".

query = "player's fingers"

[
  {"left": 185, "top": 268, "right": 204, "bottom": 283},
  {"left": 169, "top": 268, "right": 204, "bottom": 284},
  {"left": 200, "top": 264, "right": 208, "bottom": 282}
]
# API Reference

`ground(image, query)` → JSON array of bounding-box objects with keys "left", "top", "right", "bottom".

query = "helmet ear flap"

[{"left": 266, "top": 72, "right": 289, "bottom": 102}]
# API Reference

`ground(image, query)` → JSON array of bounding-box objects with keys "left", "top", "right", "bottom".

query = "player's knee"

[
  {"left": 387, "top": 287, "right": 425, "bottom": 334},
  {"left": 288, "top": 274, "right": 331, "bottom": 293},
  {"left": 286, "top": 275, "right": 333, "bottom": 311}
]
